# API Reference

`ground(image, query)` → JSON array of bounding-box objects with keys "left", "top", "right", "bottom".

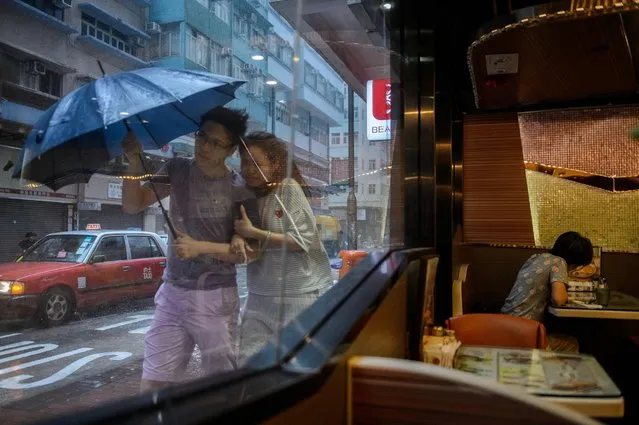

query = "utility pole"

[{"left": 347, "top": 87, "right": 357, "bottom": 249}]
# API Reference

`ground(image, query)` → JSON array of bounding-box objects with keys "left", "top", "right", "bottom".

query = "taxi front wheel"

[{"left": 39, "top": 287, "right": 75, "bottom": 327}]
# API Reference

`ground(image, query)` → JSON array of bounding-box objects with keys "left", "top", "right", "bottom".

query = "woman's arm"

[
  {"left": 247, "top": 227, "right": 304, "bottom": 252},
  {"left": 235, "top": 181, "right": 315, "bottom": 252},
  {"left": 196, "top": 240, "right": 260, "bottom": 263},
  {"left": 551, "top": 281, "right": 569, "bottom": 306}
]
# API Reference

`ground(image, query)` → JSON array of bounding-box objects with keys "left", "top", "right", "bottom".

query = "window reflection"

[{"left": 0, "top": 0, "right": 396, "bottom": 421}]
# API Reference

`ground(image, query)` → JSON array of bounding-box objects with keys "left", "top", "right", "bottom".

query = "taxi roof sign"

[{"left": 86, "top": 224, "right": 101, "bottom": 230}]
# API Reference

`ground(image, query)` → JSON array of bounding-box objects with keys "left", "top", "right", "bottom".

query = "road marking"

[
  {"left": 0, "top": 351, "right": 132, "bottom": 389},
  {"left": 0, "top": 333, "right": 22, "bottom": 340},
  {"left": 0, "top": 343, "right": 58, "bottom": 364},
  {"left": 95, "top": 314, "right": 154, "bottom": 331},
  {"left": 128, "top": 326, "right": 150, "bottom": 334},
  {"left": 0, "top": 348, "right": 93, "bottom": 376},
  {"left": 0, "top": 341, "right": 34, "bottom": 352}
]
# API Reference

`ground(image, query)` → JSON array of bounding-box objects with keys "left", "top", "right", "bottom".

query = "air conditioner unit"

[
  {"left": 53, "top": 0, "right": 72, "bottom": 8},
  {"left": 27, "top": 60, "right": 46, "bottom": 76},
  {"left": 221, "top": 47, "right": 232, "bottom": 56},
  {"left": 241, "top": 63, "right": 250, "bottom": 70},
  {"left": 250, "top": 13, "right": 258, "bottom": 23},
  {"left": 145, "top": 21, "right": 161, "bottom": 34},
  {"left": 310, "top": 69, "right": 318, "bottom": 75}
]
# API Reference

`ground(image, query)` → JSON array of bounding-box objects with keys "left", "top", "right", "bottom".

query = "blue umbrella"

[{"left": 13, "top": 67, "right": 244, "bottom": 237}]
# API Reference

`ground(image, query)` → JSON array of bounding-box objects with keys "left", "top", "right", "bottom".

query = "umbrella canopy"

[{"left": 14, "top": 67, "right": 244, "bottom": 190}]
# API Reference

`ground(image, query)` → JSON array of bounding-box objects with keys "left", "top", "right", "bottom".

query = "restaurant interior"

[{"left": 56, "top": 1, "right": 639, "bottom": 425}]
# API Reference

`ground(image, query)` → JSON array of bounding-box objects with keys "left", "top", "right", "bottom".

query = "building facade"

[
  {"left": 0, "top": 0, "right": 153, "bottom": 261},
  {"left": 147, "top": 0, "right": 343, "bottom": 214},
  {"left": 0, "top": 0, "right": 350, "bottom": 261},
  {"left": 328, "top": 93, "right": 391, "bottom": 249}
]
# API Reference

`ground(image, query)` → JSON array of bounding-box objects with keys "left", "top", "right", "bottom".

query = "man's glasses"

[{"left": 195, "top": 130, "right": 233, "bottom": 149}]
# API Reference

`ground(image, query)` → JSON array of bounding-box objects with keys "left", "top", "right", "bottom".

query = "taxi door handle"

[
  {"left": 121, "top": 266, "right": 131, "bottom": 271},
  {"left": 159, "top": 261, "right": 166, "bottom": 268}
]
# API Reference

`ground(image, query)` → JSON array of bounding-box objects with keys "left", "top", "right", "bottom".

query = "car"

[
  {"left": 0, "top": 231, "right": 166, "bottom": 327},
  {"left": 157, "top": 233, "right": 169, "bottom": 246}
]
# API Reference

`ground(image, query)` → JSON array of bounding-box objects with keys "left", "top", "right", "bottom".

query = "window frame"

[
  {"left": 127, "top": 235, "right": 163, "bottom": 260},
  {"left": 90, "top": 235, "right": 128, "bottom": 263}
]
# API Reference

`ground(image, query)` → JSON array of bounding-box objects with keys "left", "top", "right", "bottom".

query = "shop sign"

[
  {"left": 366, "top": 79, "right": 391, "bottom": 142},
  {"left": 0, "top": 187, "right": 76, "bottom": 200},
  {"left": 485, "top": 53, "right": 519, "bottom": 75},
  {"left": 78, "top": 202, "right": 101, "bottom": 211},
  {"left": 107, "top": 182, "right": 122, "bottom": 199}
]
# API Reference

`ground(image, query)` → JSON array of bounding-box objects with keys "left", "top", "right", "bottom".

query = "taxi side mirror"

[{"left": 91, "top": 255, "right": 107, "bottom": 264}]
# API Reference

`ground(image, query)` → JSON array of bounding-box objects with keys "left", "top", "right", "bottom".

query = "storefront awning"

[{"left": 270, "top": 0, "right": 391, "bottom": 98}]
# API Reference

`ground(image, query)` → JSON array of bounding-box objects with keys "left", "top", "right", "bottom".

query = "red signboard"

[
  {"left": 86, "top": 224, "right": 101, "bottom": 230},
  {"left": 370, "top": 79, "right": 391, "bottom": 121}
]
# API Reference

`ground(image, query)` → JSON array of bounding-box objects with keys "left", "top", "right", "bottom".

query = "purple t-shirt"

[{"left": 161, "top": 158, "right": 254, "bottom": 290}]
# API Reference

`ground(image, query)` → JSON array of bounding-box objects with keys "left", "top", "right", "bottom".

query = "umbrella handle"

[
  {"left": 137, "top": 153, "right": 178, "bottom": 240},
  {"left": 123, "top": 120, "right": 177, "bottom": 239}
]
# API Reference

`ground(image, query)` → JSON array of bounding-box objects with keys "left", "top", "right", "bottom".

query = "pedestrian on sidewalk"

[
  {"left": 233, "top": 132, "right": 333, "bottom": 364},
  {"left": 122, "top": 107, "right": 256, "bottom": 391}
]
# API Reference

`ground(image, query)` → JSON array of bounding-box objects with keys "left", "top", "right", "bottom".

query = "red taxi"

[{"left": 0, "top": 231, "right": 166, "bottom": 326}]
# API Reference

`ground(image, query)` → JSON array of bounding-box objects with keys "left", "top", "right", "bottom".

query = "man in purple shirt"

[{"left": 122, "top": 107, "right": 253, "bottom": 391}]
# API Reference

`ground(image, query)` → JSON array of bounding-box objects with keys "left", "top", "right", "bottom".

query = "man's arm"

[{"left": 121, "top": 132, "right": 170, "bottom": 214}]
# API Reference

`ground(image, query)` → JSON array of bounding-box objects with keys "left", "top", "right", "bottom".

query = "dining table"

[
  {"left": 454, "top": 345, "right": 624, "bottom": 418},
  {"left": 548, "top": 290, "right": 639, "bottom": 320}
]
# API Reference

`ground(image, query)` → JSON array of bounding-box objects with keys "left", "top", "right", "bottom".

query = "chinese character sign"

[{"left": 366, "top": 79, "right": 391, "bottom": 141}]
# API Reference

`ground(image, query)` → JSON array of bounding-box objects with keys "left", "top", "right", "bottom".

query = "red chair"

[{"left": 445, "top": 313, "right": 548, "bottom": 349}]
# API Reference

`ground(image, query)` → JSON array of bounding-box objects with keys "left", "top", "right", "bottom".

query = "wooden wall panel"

[{"left": 463, "top": 114, "right": 535, "bottom": 245}]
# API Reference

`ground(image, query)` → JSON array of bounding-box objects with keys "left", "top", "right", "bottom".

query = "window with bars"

[
  {"left": 148, "top": 26, "right": 180, "bottom": 60},
  {"left": 233, "top": 13, "right": 249, "bottom": 38},
  {"left": 212, "top": 0, "right": 230, "bottom": 24},
  {"left": 185, "top": 28, "right": 209, "bottom": 68},
  {"left": 22, "top": 0, "right": 64, "bottom": 20},
  {"left": 317, "top": 76, "right": 327, "bottom": 97},
  {"left": 81, "top": 13, "right": 136, "bottom": 56},
  {"left": 369, "top": 159, "right": 376, "bottom": 170},
  {"left": 368, "top": 184, "right": 376, "bottom": 195},
  {"left": 14, "top": 59, "right": 62, "bottom": 97},
  {"left": 209, "top": 42, "right": 229, "bottom": 75},
  {"left": 304, "top": 64, "right": 317, "bottom": 88},
  {"left": 275, "top": 103, "right": 291, "bottom": 125},
  {"left": 294, "top": 110, "right": 310, "bottom": 135}
]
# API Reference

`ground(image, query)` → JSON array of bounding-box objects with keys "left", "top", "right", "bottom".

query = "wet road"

[
  {"left": 0, "top": 267, "right": 249, "bottom": 424},
  {"left": 0, "top": 302, "right": 154, "bottom": 405}
]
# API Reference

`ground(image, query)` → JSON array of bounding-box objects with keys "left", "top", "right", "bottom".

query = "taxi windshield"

[{"left": 22, "top": 235, "right": 96, "bottom": 263}]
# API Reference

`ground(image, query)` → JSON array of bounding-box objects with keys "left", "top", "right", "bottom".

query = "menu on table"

[{"left": 454, "top": 347, "right": 621, "bottom": 397}]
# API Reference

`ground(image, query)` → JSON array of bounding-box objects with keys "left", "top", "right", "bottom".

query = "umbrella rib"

[
  {"left": 133, "top": 115, "right": 163, "bottom": 149},
  {"left": 170, "top": 103, "right": 200, "bottom": 127}
]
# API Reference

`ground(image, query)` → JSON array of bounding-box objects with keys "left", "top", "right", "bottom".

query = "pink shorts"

[{"left": 142, "top": 282, "right": 239, "bottom": 383}]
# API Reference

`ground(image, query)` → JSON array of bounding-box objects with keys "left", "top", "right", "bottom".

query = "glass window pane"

[
  {"left": 92, "top": 237, "right": 127, "bottom": 262},
  {"left": 0, "top": 0, "right": 400, "bottom": 418}
]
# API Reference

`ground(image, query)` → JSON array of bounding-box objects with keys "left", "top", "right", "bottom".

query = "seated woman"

[{"left": 501, "top": 231, "right": 593, "bottom": 352}]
